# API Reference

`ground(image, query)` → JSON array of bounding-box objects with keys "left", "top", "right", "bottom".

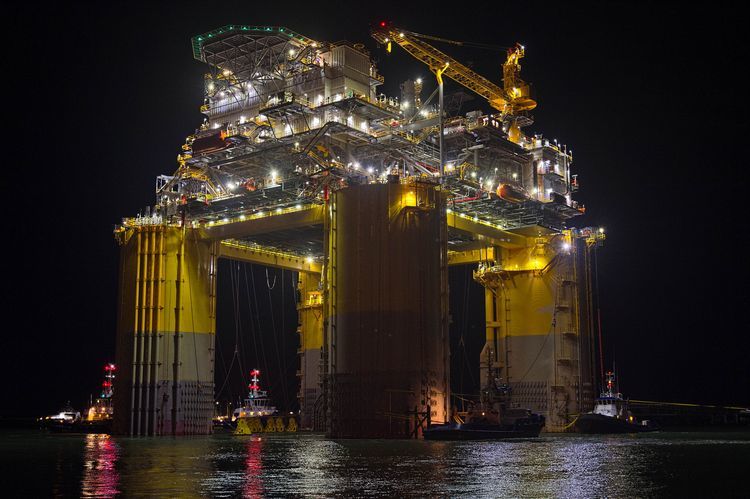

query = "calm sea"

[{"left": 1, "top": 429, "right": 748, "bottom": 497}]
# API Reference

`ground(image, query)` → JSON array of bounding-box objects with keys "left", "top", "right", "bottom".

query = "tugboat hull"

[
  {"left": 423, "top": 418, "right": 544, "bottom": 440},
  {"left": 44, "top": 420, "right": 112, "bottom": 434},
  {"left": 575, "top": 413, "right": 657, "bottom": 434}
]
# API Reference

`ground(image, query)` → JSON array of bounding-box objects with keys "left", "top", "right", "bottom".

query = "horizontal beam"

[
  {"left": 447, "top": 212, "right": 527, "bottom": 248},
  {"left": 448, "top": 246, "right": 497, "bottom": 266},
  {"left": 199, "top": 205, "right": 324, "bottom": 241},
  {"left": 198, "top": 205, "right": 526, "bottom": 257},
  {"left": 219, "top": 240, "right": 322, "bottom": 273}
]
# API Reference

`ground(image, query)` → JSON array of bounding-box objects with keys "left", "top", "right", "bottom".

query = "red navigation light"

[
  {"left": 251, "top": 369, "right": 260, "bottom": 375},
  {"left": 380, "top": 21, "right": 387, "bottom": 27}
]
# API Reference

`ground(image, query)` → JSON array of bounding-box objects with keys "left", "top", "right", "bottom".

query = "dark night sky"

[{"left": 3, "top": 2, "right": 748, "bottom": 417}]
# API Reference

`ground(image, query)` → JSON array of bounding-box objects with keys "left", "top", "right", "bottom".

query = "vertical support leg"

[
  {"left": 296, "top": 271, "right": 323, "bottom": 429},
  {"left": 114, "top": 226, "right": 217, "bottom": 436}
]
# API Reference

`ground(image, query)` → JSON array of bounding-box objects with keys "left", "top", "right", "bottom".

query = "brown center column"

[{"left": 327, "top": 181, "right": 449, "bottom": 438}]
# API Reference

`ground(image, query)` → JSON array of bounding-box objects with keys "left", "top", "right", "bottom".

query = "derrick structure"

[{"left": 113, "top": 24, "right": 603, "bottom": 436}]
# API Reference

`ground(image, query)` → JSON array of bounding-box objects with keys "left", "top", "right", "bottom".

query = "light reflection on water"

[
  {"left": 243, "top": 438, "right": 264, "bottom": 498},
  {"left": 81, "top": 434, "right": 120, "bottom": 497},
  {"left": 1, "top": 430, "right": 748, "bottom": 497}
]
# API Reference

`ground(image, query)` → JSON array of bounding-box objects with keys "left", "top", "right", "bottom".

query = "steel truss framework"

[{"left": 129, "top": 26, "right": 582, "bottom": 266}]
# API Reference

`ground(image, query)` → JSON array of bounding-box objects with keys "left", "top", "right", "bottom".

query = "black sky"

[{"left": 3, "top": 1, "right": 748, "bottom": 417}]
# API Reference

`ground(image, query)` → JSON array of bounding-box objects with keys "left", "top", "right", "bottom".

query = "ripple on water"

[{"left": 2, "top": 430, "right": 749, "bottom": 497}]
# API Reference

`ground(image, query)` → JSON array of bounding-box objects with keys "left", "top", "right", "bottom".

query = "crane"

[{"left": 370, "top": 22, "right": 536, "bottom": 145}]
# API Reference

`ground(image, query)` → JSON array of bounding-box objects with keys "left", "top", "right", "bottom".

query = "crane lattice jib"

[{"left": 371, "top": 27, "right": 509, "bottom": 112}]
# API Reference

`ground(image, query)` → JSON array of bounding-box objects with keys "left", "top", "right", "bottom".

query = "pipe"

[
  {"left": 150, "top": 228, "right": 164, "bottom": 435},
  {"left": 172, "top": 224, "right": 185, "bottom": 435},
  {"left": 322, "top": 194, "right": 332, "bottom": 433},
  {"left": 438, "top": 70, "right": 445, "bottom": 178},
  {"left": 135, "top": 228, "right": 149, "bottom": 436},
  {"left": 452, "top": 194, "right": 485, "bottom": 203},
  {"left": 143, "top": 226, "right": 160, "bottom": 435},
  {"left": 440, "top": 194, "right": 450, "bottom": 423},
  {"left": 129, "top": 229, "right": 142, "bottom": 436}
]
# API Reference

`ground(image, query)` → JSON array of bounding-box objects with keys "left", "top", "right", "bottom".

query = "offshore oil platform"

[{"left": 112, "top": 23, "right": 605, "bottom": 437}]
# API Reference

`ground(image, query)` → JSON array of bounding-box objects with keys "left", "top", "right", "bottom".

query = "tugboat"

[
  {"left": 39, "top": 363, "right": 115, "bottom": 433},
  {"left": 423, "top": 357, "right": 545, "bottom": 440},
  {"left": 423, "top": 403, "right": 545, "bottom": 440},
  {"left": 575, "top": 370, "right": 657, "bottom": 433},
  {"left": 39, "top": 401, "right": 82, "bottom": 431},
  {"left": 232, "top": 369, "right": 298, "bottom": 435},
  {"left": 228, "top": 369, "right": 277, "bottom": 424},
  {"left": 78, "top": 363, "right": 116, "bottom": 433}
]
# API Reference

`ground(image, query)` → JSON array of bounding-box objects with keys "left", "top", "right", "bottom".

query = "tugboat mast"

[
  {"left": 249, "top": 369, "right": 261, "bottom": 400},
  {"left": 102, "top": 363, "right": 115, "bottom": 399}
]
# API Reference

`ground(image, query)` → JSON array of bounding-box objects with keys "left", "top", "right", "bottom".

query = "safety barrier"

[{"left": 234, "top": 416, "right": 298, "bottom": 435}]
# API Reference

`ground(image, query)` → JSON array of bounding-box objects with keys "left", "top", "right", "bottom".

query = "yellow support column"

[
  {"left": 474, "top": 233, "right": 595, "bottom": 430},
  {"left": 113, "top": 225, "right": 217, "bottom": 436},
  {"left": 296, "top": 271, "right": 324, "bottom": 429}
]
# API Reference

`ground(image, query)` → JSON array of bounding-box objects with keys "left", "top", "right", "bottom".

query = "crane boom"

[
  {"left": 401, "top": 30, "right": 509, "bottom": 52},
  {"left": 370, "top": 23, "right": 536, "bottom": 141}
]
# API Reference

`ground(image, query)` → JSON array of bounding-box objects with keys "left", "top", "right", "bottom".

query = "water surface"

[{"left": 2, "top": 429, "right": 748, "bottom": 497}]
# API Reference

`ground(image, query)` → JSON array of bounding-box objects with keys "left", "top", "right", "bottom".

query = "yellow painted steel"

[
  {"left": 264, "top": 418, "right": 276, "bottom": 432},
  {"left": 477, "top": 244, "right": 560, "bottom": 340},
  {"left": 218, "top": 240, "right": 322, "bottom": 273},
  {"left": 114, "top": 214, "right": 595, "bottom": 436},
  {"left": 371, "top": 26, "right": 536, "bottom": 143},
  {"left": 199, "top": 205, "right": 324, "bottom": 241},
  {"left": 286, "top": 417, "right": 298, "bottom": 432},
  {"left": 161, "top": 227, "right": 217, "bottom": 335},
  {"left": 235, "top": 417, "right": 263, "bottom": 434},
  {"left": 274, "top": 417, "right": 285, "bottom": 432},
  {"left": 234, "top": 417, "right": 298, "bottom": 434},
  {"left": 235, "top": 417, "right": 254, "bottom": 435},
  {"left": 473, "top": 233, "right": 594, "bottom": 429},
  {"left": 114, "top": 225, "right": 217, "bottom": 436},
  {"left": 446, "top": 211, "right": 526, "bottom": 248},
  {"left": 435, "top": 61, "right": 449, "bottom": 86},
  {"left": 297, "top": 272, "right": 324, "bottom": 352},
  {"left": 448, "top": 246, "right": 498, "bottom": 266},
  {"left": 297, "top": 271, "right": 324, "bottom": 427}
]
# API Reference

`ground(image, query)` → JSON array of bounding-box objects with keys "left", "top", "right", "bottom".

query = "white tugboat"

[
  {"left": 230, "top": 368, "right": 298, "bottom": 435},
  {"left": 40, "top": 402, "right": 81, "bottom": 431},
  {"left": 576, "top": 370, "right": 657, "bottom": 433},
  {"left": 40, "top": 363, "right": 115, "bottom": 433},
  {"left": 232, "top": 369, "right": 277, "bottom": 421}
]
